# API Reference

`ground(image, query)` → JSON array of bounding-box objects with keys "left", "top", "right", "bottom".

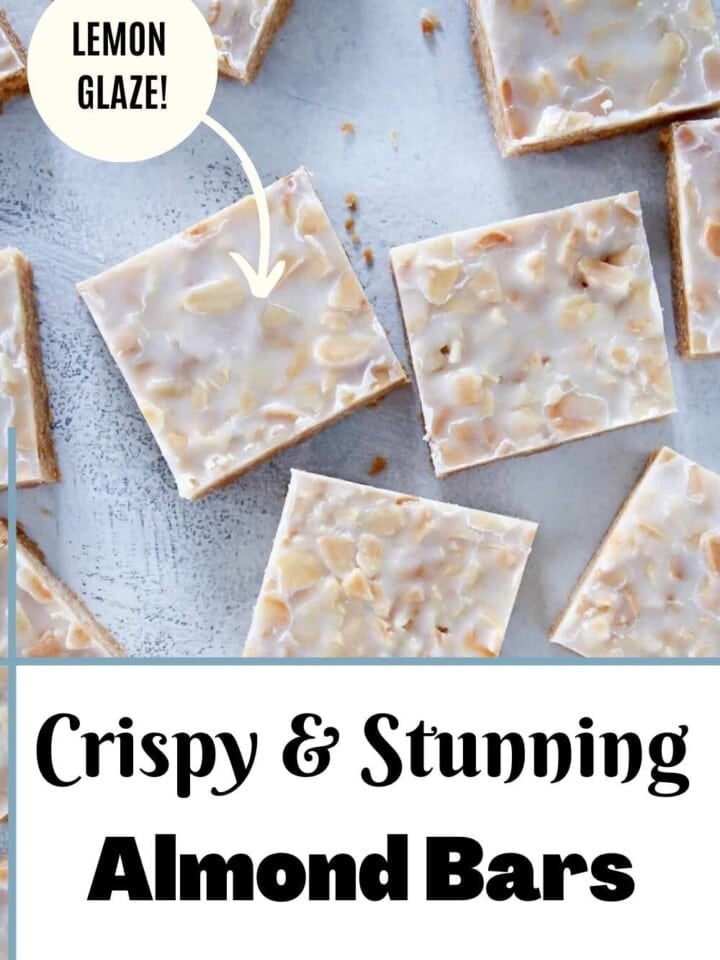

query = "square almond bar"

[
  {"left": 665, "top": 118, "right": 720, "bottom": 357},
  {"left": 390, "top": 192, "right": 676, "bottom": 477},
  {"left": 0, "top": 521, "right": 125, "bottom": 658},
  {"left": 470, "top": 0, "right": 720, "bottom": 156},
  {"left": 196, "top": 0, "right": 294, "bottom": 83},
  {"left": 0, "top": 10, "right": 27, "bottom": 105},
  {"left": 245, "top": 470, "right": 537, "bottom": 658},
  {"left": 0, "top": 249, "right": 59, "bottom": 490},
  {"left": 78, "top": 168, "right": 407, "bottom": 500},
  {"left": 551, "top": 447, "right": 720, "bottom": 658}
]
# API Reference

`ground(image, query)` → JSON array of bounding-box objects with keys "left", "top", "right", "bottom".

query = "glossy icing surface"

[
  {"left": 0, "top": 250, "right": 42, "bottom": 488},
  {"left": 474, "top": 0, "right": 720, "bottom": 151},
  {"left": 78, "top": 169, "right": 406, "bottom": 500},
  {"left": 552, "top": 447, "right": 720, "bottom": 657},
  {"left": 245, "top": 469, "right": 537, "bottom": 657},
  {"left": 391, "top": 193, "right": 676, "bottom": 476},
  {"left": 195, "top": 0, "right": 279, "bottom": 80},
  {"left": 671, "top": 118, "right": 720, "bottom": 355}
]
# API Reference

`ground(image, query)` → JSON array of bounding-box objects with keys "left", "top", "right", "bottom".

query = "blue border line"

[
  {"left": 15, "top": 657, "right": 720, "bottom": 666},
  {"left": 7, "top": 427, "right": 16, "bottom": 960}
]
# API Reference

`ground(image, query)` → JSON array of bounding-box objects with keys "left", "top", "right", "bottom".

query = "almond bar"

[
  {"left": 551, "top": 447, "right": 720, "bottom": 657},
  {"left": 195, "top": 0, "right": 294, "bottom": 83},
  {"left": 665, "top": 118, "right": 720, "bottom": 357},
  {"left": 78, "top": 168, "right": 407, "bottom": 500},
  {"left": 0, "top": 10, "right": 27, "bottom": 106},
  {"left": 470, "top": 0, "right": 720, "bottom": 156},
  {"left": 0, "top": 249, "right": 59, "bottom": 490},
  {"left": 245, "top": 469, "right": 537, "bottom": 658},
  {"left": 0, "top": 521, "right": 125, "bottom": 658},
  {"left": 390, "top": 193, "right": 676, "bottom": 477}
]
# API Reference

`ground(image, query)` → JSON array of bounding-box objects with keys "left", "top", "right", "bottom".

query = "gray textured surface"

[{"left": 1, "top": 0, "right": 719, "bottom": 658}]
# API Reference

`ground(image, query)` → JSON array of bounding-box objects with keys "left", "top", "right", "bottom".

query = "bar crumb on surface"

[
  {"left": 369, "top": 455, "right": 387, "bottom": 477},
  {"left": 421, "top": 8, "right": 442, "bottom": 35}
]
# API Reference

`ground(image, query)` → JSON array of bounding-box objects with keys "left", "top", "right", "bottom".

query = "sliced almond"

[
  {"left": 315, "top": 335, "right": 372, "bottom": 367},
  {"left": 183, "top": 278, "right": 246, "bottom": 315},
  {"left": 329, "top": 272, "right": 368, "bottom": 312},
  {"left": 418, "top": 259, "right": 462, "bottom": 306},
  {"left": 296, "top": 198, "right": 327, "bottom": 235},
  {"left": 317, "top": 535, "right": 356, "bottom": 575},
  {"left": 18, "top": 568, "right": 53, "bottom": 604},
  {"left": 277, "top": 549, "right": 324, "bottom": 595}
]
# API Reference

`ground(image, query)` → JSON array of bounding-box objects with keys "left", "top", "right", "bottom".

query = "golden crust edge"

[
  {"left": 0, "top": 518, "right": 127, "bottom": 658},
  {"left": 0, "top": 9, "right": 28, "bottom": 102},
  {"left": 217, "top": 0, "right": 295, "bottom": 84},
  {"left": 14, "top": 252, "right": 61, "bottom": 484},
  {"left": 468, "top": 2, "right": 720, "bottom": 157}
]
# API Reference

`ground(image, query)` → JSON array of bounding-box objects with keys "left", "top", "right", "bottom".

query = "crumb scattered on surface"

[
  {"left": 40, "top": 507, "right": 53, "bottom": 517},
  {"left": 390, "top": 129, "right": 399, "bottom": 150},
  {"left": 345, "top": 193, "right": 358, "bottom": 212},
  {"left": 363, "top": 248, "right": 374, "bottom": 266},
  {"left": 421, "top": 8, "right": 442, "bottom": 35},
  {"left": 341, "top": 121, "right": 356, "bottom": 135},
  {"left": 351, "top": 233, "right": 361, "bottom": 245},
  {"left": 345, "top": 217, "right": 355, "bottom": 232},
  {"left": 369, "top": 456, "right": 388, "bottom": 477}
]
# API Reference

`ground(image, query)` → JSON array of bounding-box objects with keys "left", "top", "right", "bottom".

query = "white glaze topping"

[
  {"left": 671, "top": 118, "right": 720, "bottom": 356},
  {"left": 245, "top": 469, "right": 537, "bottom": 658},
  {"left": 474, "top": 0, "right": 720, "bottom": 153},
  {"left": 195, "top": 0, "right": 280, "bottom": 80},
  {"left": 391, "top": 192, "right": 676, "bottom": 477},
  {"left": 78, "top": 168, "right": 407, "bottom": 500},
  {"left": 0, "top": 23, "right": 22, "bottom": 84},
  {"left": 0, "top": 536, "right": 116, "bottom": 658},
  {"left": 551, "top": 447, "right": 720, "bottom": 657},
  {"left": 0, "top": 249, "right": 42, "bottom": 488}
]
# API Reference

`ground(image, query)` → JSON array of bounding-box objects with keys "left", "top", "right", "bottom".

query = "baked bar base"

[
  {"left": 662, "top": 127, "right": 720, "bottom": 360},
  {"left": 0, "top": 10, "right": 28, "bottom": 105},
  {"left": 219, "top": 0, "right": 295, "bottom": 83},
  {"left": 0, "top": 519, "right": 126, "bottom": 657},
  {"left": 469, "top": 5, "right": 720, "bottom": 158},
  {"left": 548, "top": 448, "right": 664, "bottom": 654},
  {"left": 13, "top": 254, "right": 60, "bottom": 487}
]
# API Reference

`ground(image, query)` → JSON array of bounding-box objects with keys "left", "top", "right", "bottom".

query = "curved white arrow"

[{"left": 202, "top": 114, "right": 285, "bottom": 299}]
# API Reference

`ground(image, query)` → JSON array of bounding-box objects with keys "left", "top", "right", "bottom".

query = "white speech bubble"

[{"left": 27, "top": 0, "right": 218, "bottom": 163}]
